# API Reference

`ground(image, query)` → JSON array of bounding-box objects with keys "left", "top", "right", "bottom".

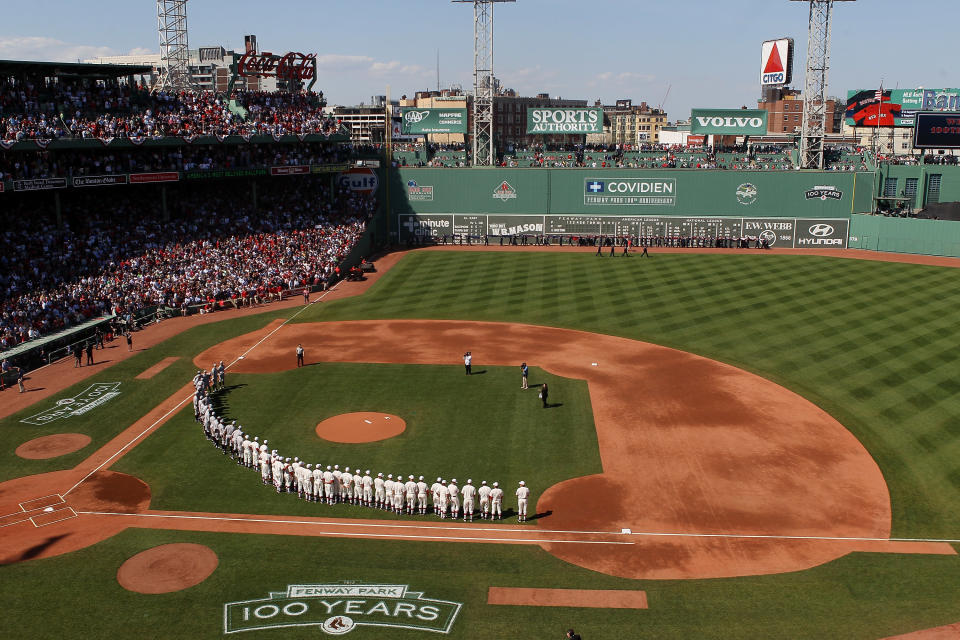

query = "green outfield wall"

[
  {"left": 875, "top": 164, "right": 960, "bottom": 211},
  {"left": 850, "top": 214, "right": 960, "bottom": 257},
  {"left": 389, "top": 168, "right": 874, "bottom": 219}
]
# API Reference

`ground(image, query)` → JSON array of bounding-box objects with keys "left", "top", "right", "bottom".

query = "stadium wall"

[
  {"left": 389, "top": 168, "right": 874, "bottom": 218},
  {"left": 849, "top": 213, "right": 960, "bottom": 257},
  {"left": 875, "top": 164, "right": 960, "bottom": 211}
]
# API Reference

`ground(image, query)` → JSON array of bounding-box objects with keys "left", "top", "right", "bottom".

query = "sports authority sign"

[
  {"left": 526, "top": 108, "right": 603, "bottom": 134},
  {"left": 400, "top": 109, "right": 468, "bottom": 134},
  {"left": 21, "top": 383, "right": 122, "bottom": 426},
  {"left": 223, "top": 583, "right": 461, "bottom": 635},
  {"left": 584, "top": 178, "right": 677, "bottom": 206},
  {"left": 760, "top": 38, "right": 794, "bottom": 86},
  {"left": 690, "top": 109, "right": 768, "bottom": 136}
]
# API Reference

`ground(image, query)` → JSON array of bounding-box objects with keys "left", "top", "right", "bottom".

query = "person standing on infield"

[
  {"left": 296, "top": 344, "right": 304, "bottom": 367},
  {"left": 540, "top": 382, "right": 549, "bottom": 408},
  {"left": 464, "top": 351, "right": 472, "bottom": 375},
  {"left": 520, "top": 362, "right": 529, "bottom": 389}
]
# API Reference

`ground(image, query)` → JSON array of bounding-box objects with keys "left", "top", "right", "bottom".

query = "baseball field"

[{"left": 3, "top": 246, "right": 960, "bottom": 639}]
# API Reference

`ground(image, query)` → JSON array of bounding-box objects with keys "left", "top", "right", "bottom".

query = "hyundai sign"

[{"left": 760, "top": 38, "right": 793, "bottom": 86}]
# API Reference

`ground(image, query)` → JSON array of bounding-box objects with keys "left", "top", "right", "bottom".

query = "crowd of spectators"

[
  {"left": 0, "top": 77, "right": 343, "bottom": 141},
  {"left": 0, "top": 177, "right": 373, "bottom": 351},
  {"left": 0, "top": 142, "right": 354, "bottom": 181}
]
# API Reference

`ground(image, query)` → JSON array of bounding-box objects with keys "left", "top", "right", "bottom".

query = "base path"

[
  {"left": 487, "top": 587, "right": 648, "bottom": 609},
  {"left": 196, "top": 319, "right": 955, "bottom": 580}
]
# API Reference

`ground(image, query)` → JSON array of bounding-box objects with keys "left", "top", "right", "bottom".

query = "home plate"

[{"left": 44, "top": 507, "right": 55, "bottom": 513}]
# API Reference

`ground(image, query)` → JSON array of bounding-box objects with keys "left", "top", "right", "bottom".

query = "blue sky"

[{"left": 1, "top": 0, "right": 955, "bottom": 120}]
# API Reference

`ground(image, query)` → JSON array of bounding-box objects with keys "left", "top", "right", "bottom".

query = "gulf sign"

[
  {"left": 760, "top": 38, "right": 793, "bottom": 86},
  {"left": 337, "top": 167, "right": 379, "bottom": 194}
]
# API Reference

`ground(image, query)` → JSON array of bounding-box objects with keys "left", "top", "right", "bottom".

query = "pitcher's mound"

[
  {"left": 117, "top": 543, "right": 218, "bottom": 593},
  {"left": 316, "top": 412, "right": 406, "bottom": 443},
  {"left": 16, "top": 433, "right": 91, "bottom": 459}
]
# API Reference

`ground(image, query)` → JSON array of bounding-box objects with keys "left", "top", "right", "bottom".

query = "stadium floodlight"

[
  {"left": 790, "top": 0, "right": 856, "bottom": 170},
  {"left": 453, "top": 0, "right": 516, "bottom": 167},
  {"left": 157, "top": 0, "right": 195, "bottom": 91}
]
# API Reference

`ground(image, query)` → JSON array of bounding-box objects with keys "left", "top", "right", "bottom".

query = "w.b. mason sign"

[{"left": 224, "top": 583, "right": 462, "bottom": 635}]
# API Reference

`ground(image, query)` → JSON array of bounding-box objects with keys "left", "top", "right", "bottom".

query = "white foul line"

[
  {"left": 62, "top": 283, "right": 343, "bottom": 498},
  {"left": 75, "top": 511, "right": 633, "bottom": 546}
]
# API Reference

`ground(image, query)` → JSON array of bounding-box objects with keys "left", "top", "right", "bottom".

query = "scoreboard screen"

[{"left": 913, "top": 112, "right": 960, "bottom": 149}]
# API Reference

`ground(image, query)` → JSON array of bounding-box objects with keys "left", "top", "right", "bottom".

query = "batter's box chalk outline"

[
  {"left": 20, "top": 494, "right": 65, "bottom": 512},
  {"left": 31, "top": 507, "right": 77, "bottom": 527}
]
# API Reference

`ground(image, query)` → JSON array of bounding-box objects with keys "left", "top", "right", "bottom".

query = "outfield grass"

[
  {"left": 114, "top": 363, "right": 601, "bottom": 520},
  {"left": 301, "top": 251, "right": 960, "bottom": 539}
]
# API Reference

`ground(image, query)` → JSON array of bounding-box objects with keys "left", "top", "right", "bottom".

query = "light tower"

[
  {"left": 791, "top": 0, "right": 855, "bottom": 169},
  {"left": 453, "top": 0, "right": 515, "bottom": 167},
  {"left": 156, "top": 0, "right": 194, "bottom": 91}
]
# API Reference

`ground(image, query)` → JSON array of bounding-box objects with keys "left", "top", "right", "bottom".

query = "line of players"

[{"left": 193, "top": 372, "right": 532, "bottom": 522}]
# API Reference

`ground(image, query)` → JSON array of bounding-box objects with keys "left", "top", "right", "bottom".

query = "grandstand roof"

[{"left": 0, "top": 59, "right": 153, "bottom": 79}]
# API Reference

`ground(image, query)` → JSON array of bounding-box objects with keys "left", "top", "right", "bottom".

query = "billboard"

[
  {"left": 526, "top": 108, "right": 603, "bottom": 134},
  {"left": 913, "top": 113, "right": 960, "bottom": 149},
  {"left": 398, "top": 213, "right": 848, "bottom": 248},
  {"left": 845, "top": 89, "right": 960, "bottom": 127},
  {"left": 584, "top": 178, "right": 676, "bottom": 206},
  {"left": 400, "top": 108, "right": 467, "bottom": 134},
  {"left": 760, "top": 38, "right": 793, "bottom": 86},
  {"left": 690, "top": 109, "right": 768, "bottom": 136}
]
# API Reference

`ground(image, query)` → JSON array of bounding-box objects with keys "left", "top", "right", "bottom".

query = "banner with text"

[
  {"left": 526, "top": 108, "right": 603, "bottom": 134},
  {"left": 690, "top": 109, "right": 768, "bottom": 136},
  {"left": 398, "top": 214, "right": 847, "bottom": 248},
  {"left": 400, "top": 109, "right": 467, "bottom": 134},
  {"left": 845, "top": 88, "right": 960, "bottom": 128}
]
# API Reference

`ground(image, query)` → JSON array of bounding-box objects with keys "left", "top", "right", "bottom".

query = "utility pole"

[
  {"left": 790, "top": 0, "right": 855, "bottom": 169},
  {"left": 453, "top": 0, "right": 515, "bottom": 167}
]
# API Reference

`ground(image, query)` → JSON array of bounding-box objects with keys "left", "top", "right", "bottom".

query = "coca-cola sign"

[{"left": 237, "top": 51, "right": 316, "bottom": 81}]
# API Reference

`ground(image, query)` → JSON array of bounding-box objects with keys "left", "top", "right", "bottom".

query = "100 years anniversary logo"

[{"left": 224, "top": 583, "right": 462, "bottom": 635}]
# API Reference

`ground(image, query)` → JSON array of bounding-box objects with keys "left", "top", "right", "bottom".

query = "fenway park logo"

[
  {"left": 492, "top": 181, "right": 517, "bottom": 200},
  {"left": 805, "top": 185, "right": 843, "bottom": 201},
  {"left": 224, "top": 583, "right": 462, "bottom": 635},
  {"left": 20, "top": 383, "right": 122, "bottom": 426}
]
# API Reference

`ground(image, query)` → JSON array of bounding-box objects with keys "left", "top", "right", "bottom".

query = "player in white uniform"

[
  {"left": 516, "top": 481, "right": 531, "bottom": 522},
  {"left": 447, "top": 479, "right": 460, "bottom": 519},
  {"left": 302, "top": 464, "right": 314, "bottom": 500},
  {"left": 416, "top": 476, "right": 428, "bottom": 515},
  {"left": 313, "top": 464, "right": 324, "bottom": 502},
  {"left": 431, "top": 478, "right": 443, "bottom": 515},
  {"left": 390, "top": 473, "right": 402, "bottom": 513},
  {"left": 259, "top": 447, "right": 271, "bottom": 485},
  {"left": 489, "top": 482, "right": 504, "bottom": 520},
  {"left": 362, "top": 470, "right": 374, "bottom": 507},
  {"left": 404, "top": 475, "right": 417, "bottom": 515},
  {"left": 353, "top": 466, "right": 364, "bottom": 505},
  {"left": 283, "top": 458, "right": 294, "bottom": 493},
  {"left": 323, "top": 466, "right": 336, "bottom": 504},
  {"left": 241, "top": 434, "right": 252, "bottom": 467},
  {"left": 437, "top": 480, "right": 449, "bottom": 519},
  {"left": 461, "top": 480, "right": 476, "bottom": 522},
  {"left": 384, "top": 474, "right": 395, "bottom": 511},
  {"left": 478, "top": 481, "right": 491, "bottom": 519},
  {"left": 332, "top": 465, "right": 342, "bottom": 503},
  {"left": 374, "top": 473, "right": 386, "bottom": 509},
  {"left": 272, "top": 456, "right": 284, "bottom": 493},
  {"left": 341, "top": 468, "right": 353, "bottom": 504}
]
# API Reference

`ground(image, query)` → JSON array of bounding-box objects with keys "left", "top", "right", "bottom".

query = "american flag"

[{"left": 875, "top": 89, "right": 883, "bottom": 101}]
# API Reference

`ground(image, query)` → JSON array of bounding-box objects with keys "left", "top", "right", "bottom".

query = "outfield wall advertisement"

[
  {"left": 845, "top": 88, "right": 960, "bottom": 127},
  {"left": 526, "top": 108, "right": 603, "bottom": 134},
  {"left": 398, "top": 213, "right": 848, "bottom": 248},
  {"left": 400, "top": 108, "right": 467, "bottom": 134},
  {"left": 391, "top": 168, "right": 873, "bottom": 218},
  {"left": 690, "top": 109, "right": 768, "bottom": 136}
]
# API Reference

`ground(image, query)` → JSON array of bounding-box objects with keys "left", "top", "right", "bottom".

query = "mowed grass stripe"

[{"left": 302, "top": 251, "right": 960, "bottom": 538}]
